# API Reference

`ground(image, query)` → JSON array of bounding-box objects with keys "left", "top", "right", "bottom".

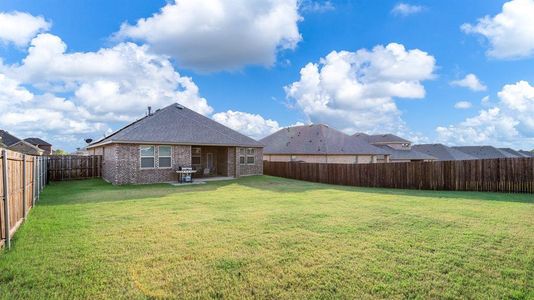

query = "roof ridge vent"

[{"left": 176, "top": 103, "right": 184, "bottom": 109}]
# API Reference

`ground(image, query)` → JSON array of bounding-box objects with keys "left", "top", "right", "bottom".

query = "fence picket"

[{"left": 264, "top": 158, "right": 534, "bottom": 193}]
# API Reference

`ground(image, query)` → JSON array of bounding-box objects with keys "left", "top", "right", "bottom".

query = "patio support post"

[{"left": 2, "top": 150, "right": 11, "bottom": 249}]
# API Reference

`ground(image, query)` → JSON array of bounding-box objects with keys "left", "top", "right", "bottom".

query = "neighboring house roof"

[
  {"left": 24, "top": 137, "right": 51, "bottom": 146},
  {"left": 498, "top": 148, "right": 528, "bottom": 157},
  {"left": 9, "top": 140, "right": 44, "bottom": 155},
  {"left": 0, "top": 130, "right": 22, "bottom": 146},
  {"left": 261, "top": 124, "right": 389, "bottom": 155},
  {"left": 518, "top": 150, "right": 534, "bottom": 157},
  {"left": 452, "top": 146, "right": 516, "bottom": 159},
  {"left": 374, "top": 145, "right": 436, "bottom": 161},
  {"left": 353, "top": 133, "right": 411, "bottom": 144},
  {"left": 412, "top": 144, "right": 477, "bottom": 161},
  {"left": 88, "top": 103, "right": 263, "bottom": 148}
]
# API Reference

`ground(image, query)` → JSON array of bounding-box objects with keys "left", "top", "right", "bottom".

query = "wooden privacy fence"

[
  {"left": 47, "top": 155, "right": 102, "bottom": 181},
  {"left": 264, "top": 158, "right": 534, "bottom": 193},
  {"left": 1, "top": 149, "right": 47, "bottom": 249}
]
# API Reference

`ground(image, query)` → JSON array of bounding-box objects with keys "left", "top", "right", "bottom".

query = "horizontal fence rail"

[
  {"left": 1, "top": 149, "right": 47, "bottom": 249},
  {"left": 264, "top": 158, "right": 534, "bottom": 193},
  {"left": 47, "top": 155, "right": 102, "bottom": 181}
]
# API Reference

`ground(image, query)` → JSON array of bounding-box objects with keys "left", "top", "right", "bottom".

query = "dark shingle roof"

[
  {"left": 353, "top": 133, "right": 411, "bottom": 144},
  {"left": 498, "top": 148, "right": 528, "bottom": 157},
  {"left": 89, "top": 103, "right": 263, "bottom": 148},
  {"left": 261, "top": 124, "right": 388, "bottom": 155},
  {"left": 452, "top": 146, "right": 516, "bottom": 159},
  {"left": 375, "top": 145, "right": 436, "bottom": 161},
  {"left": 0, "top": 130, "right": 22, "bottom": 146},
  {"left": 518, "top": 150, "right": 534, "bottom": 157},
  {"left": 412, "top": 144, "right": 477, "bottom": 161},
  {"left": 24, "top": 137, "right": 51, "bottom": 146}
]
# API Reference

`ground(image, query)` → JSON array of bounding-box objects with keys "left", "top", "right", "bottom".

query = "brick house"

[
  {"left": 24, "top": 137, "right": 52, "bottom": 155},
  {"left": 353, "top": 133, "right": 436, "bottom": 163},
  {"left": 261, "top": 124, "right": 389, "bottom": 164},
  {"left": 0, "top": 130, "right": 45, "bottom": 156},
  {"left": 87, "top": 103, "right": 264, "bottom": 185}
]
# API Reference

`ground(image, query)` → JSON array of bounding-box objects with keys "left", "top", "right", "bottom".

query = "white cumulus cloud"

[
  {"left": 437, "top": 80, "right": 534, "bottom": 148},
  {"left": 454, "top": 101, "right": 472, "bottom": 109},
  {"left": 1, "top": 32, "right": 214, "bottom": 149},
  {"left": 212, "top": 110, "right": 285, "bottom": 140},
  {"left": 285, "top": 43, "right": 436, "bottom": 134},
  {"left": 6, "top": 33, "right": 213, "bottom": 119},
  {"left": 0, "top": 11, "right": 50, "bottom": 47},
  {"left": 117, "top": 0, "right": 302, "bottom": 72},
  {"left": 450, "top": 73, "right": 487, "bottom": 91},
  {"left": 391, "top": 3, "right": 424, "bottom": 16},
  {"left": 461, "top": 0, "right": 534, "bottom": 59}
]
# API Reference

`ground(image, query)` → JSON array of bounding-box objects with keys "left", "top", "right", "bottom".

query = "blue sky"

[{"left": 1, "top": 0, "right": 534, "bottom": 151}]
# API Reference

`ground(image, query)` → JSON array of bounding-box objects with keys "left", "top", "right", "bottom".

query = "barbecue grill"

[{"left": 176, "top": 166, "right": 196, "bottom": 183}]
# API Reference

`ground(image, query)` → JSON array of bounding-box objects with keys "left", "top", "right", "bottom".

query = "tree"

[{"left": 52, "top": 149, "right": 68, "bottom": 155}]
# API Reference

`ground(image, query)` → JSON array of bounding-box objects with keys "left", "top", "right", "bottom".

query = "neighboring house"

[
  {"left": 452, "top": 146, "right": 518, "bottom": 159},
  {"left": 87, "top": 103, "right": 264, "bottom": 185},
  {"left": 261, "top": 124, "right": 388, "bottom": 164},
  {"left": 353, "top": 133, "right": 436, "bottom": 162},
  {"left": 24, "top": 138, "right": 52, "bottom": 155},
  {"left": 499, "top": 148, "right": 530, "bottom": 158},
  {"left": 518, "top": 150, "right": 534, "bottom": 157},
  {"left": 412, "top": 144, "right": 477, "bottom": 161},
  {"left": 0, "top": 130, "right": 44, "bottom": 156}
]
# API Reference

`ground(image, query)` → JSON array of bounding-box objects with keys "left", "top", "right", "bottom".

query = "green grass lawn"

[{"left": 0, "top": 176, "right": 533, "bottom": 299}]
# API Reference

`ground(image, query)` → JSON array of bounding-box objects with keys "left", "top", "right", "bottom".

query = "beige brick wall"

[
  {"left": 98, "top": 143, "right": 263, "bottom": 184},
  {"left": 101, "top": 144, "right": 192, "bottom": 184},
  {"left": 237, "top": 147, "right": 263, "bottom": 176}
]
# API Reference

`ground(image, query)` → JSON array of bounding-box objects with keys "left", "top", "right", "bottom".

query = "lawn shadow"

[
  {"left": 39, "top": 178, "right": 237, "bottom": 206},
  {"left": 40, "top": 176, "right": 534, "bottom": 206},
  {"left": 237, "top": 176, "right": 534, "bottom": 204}
]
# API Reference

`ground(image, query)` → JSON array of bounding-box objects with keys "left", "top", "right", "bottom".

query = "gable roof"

[
  {"left": 518, "top": 150, "right": 534, "bottom": 157},
  {"left": 9, "top": 140, "right": 44, "bottom": 155},
  {"left": 353, "top": 133, "right": 411, "bottom": 144},
  {"left": 374, "top": 145, "right": 436, "bottom": 161},
  {"left": 412, "top": 144, "right": 477, "bottom": 161},
  {"left": 0, "top": 130, "right": 23, "bottom": 147},
  {"left": 452, "top": 146, "right": 516, "bottom": 159},
  {"left": 88, "top": 103, "right": 262, "bottom": 148},
  {"left": 261, "top": 124, "right": 388, "bottom": 155},
  {"left": 24, "top": 137, "right": 51, "bottom": 146},
  {"left": 498, "top": 148, "right": 528, "bottom": 157}
]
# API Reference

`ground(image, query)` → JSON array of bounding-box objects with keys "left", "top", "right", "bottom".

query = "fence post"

[
  {"left": 32, "top": 157, "right": 36, "bottom": 206},
  {"left": 2, "top": 150, "right": 11, "bottom": 249},
  {"left": 22, "top": 154, "right": 26, "bottom": 218},
  {"left": 37, "top": 157, "right": 41, "bottom": 201}
]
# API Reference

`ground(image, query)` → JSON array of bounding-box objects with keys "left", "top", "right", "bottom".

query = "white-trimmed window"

[
  {"left": 246, "top": 148, "right": 255, "bottom": 164},
  {"left": 239, "top": 148, "right": 246, "bottom": 165},
  {"left": 140, "top": 145, "right": 155, "bottom": 169},
  {"left": 158, "top": 146, "right": 172, "bottom": 168}
]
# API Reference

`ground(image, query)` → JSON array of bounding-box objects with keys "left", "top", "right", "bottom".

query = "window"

[
  {"left": 158, "top": 146, "right": 172, "bottom": 168},
  {"left": 246, "top": 148, "right": 255, "bottom": 164},
  {"left": 192, "top": 147, "right": 201, "bottom": 166},
  {"left": 239, "top": 148, "right": 246, "bottom": 165},
  {"left": 140, "top": 145, "right": 155, "bottom": 169}
]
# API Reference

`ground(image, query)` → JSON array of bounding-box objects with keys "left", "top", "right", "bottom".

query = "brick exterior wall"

[
  {"left": 94, "top": 143, "right": 263, "bottom": 185},
  {"left": 236, "top": 147, "right": 263, "bottom": 177}
]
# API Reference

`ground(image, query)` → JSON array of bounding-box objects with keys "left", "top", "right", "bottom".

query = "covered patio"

[{"left": 190, "top": 146, "right": 235, "bottom": 178}]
